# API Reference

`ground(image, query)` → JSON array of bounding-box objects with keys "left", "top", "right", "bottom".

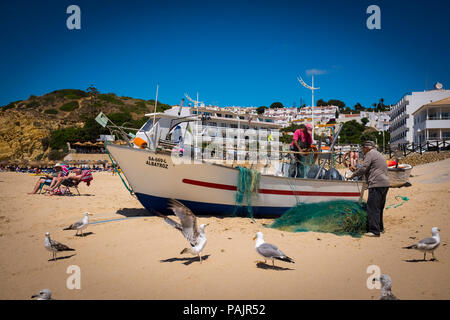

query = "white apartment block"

[
  {"left": 412, "top": 97, "right": 450, "bottom": 144},
  {"left": 390, "top": 86, "right": 450, "bottom": 147}
]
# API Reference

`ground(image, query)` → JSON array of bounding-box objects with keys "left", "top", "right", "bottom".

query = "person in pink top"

[{"left": 290, "top": 124, "right": 312, "bottom": 177}]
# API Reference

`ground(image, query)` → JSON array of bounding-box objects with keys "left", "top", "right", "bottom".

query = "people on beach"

[
  {"left": 28, "top": 163, "right": 67, "bottom": 194},
  {"left": 43, "top": 168, "right": 84, "bottom": 192},
  {"left": 349, "top": 141, "right": 390, "bottom": 237}
]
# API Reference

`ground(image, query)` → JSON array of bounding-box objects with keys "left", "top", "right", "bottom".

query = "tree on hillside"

[
  {"left": 372, "top": 98, "right": 389, "bottom": 112},
  {"left": 339, "top": 120, "right": 366, "bottom": 144},
  {"left": 256, "top": 106, "right": 267, "bottom": 114},
  {"left": 361, "top": 117, "right": 369, "bottom": 126},
  {"left": 354, "top": 102, "right": 365, "bottom": 111},
  {"left": 269, "top": 102, "right": 284, "bottom": 109},
  {"left": 316, "top": 99, "right": 328, "bottom": 106},
  {"left": 86, "top": 85, "right": 101, "bottom": 118},
  {"left": 327, "top": 99, "right": 346, "bottom": 112}
]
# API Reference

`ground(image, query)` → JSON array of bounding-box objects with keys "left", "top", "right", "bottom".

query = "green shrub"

[
  {"left": 1, "top": 101, "right": 21, "bottom": 111},
  {"left": 50, "top": 89, "right": 88, "bottom": 99},
  {"left": 60, "top": 101, "right": 79, "bottom": 112},
  {"left": 26, "top": 100, "right": 40, "bottom": 109},
  {"left": 48, "top": 149, "right": 67, "bottom": 161},
  {"left": 99, "top": 93, "right": 124, "bottom": 105},
  {"left": 44, "top": 108, "right": 58, "bottom": 115}
]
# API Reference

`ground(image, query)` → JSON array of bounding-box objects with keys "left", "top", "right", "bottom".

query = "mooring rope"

[{"left": 104, "top": 143, "right": 135, "bottom": 196}]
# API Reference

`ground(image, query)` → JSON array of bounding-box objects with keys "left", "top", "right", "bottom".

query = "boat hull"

[{"left": 106, "top": 144, "right": 363, "bottom": 217}]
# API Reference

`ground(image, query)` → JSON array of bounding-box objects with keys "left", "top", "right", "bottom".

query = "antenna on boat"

[
  {"left": 178, "top": 98, "right": 185, "bottom": 116},
  {"left": 297, "top": 75, "right": 320, "bottom": 138},
  {"left": 152, "top": 83, "right": 159, "bottom": 141}
]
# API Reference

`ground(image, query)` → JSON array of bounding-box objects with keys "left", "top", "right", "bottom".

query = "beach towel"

[
  {"left": 61, "top": 165, "right": 69, "bottom": 176},
  {"left": 80, "top": 170, "right": 93, "bottom": 186}
]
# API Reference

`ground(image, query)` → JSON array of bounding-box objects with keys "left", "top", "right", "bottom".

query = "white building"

[
  {"left": 360, "top": 111, "right": 390, "bottom": 131},
  {"left": 390, "top": 84, "right": 450, "bottom": 147},
  {"left": 412, "top": 97, "right": 450, "bottom": 144}
]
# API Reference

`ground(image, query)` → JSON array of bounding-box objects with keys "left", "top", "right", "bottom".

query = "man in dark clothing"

[{"left": 349, "top": 141, "right": 390, "bottom": 237}]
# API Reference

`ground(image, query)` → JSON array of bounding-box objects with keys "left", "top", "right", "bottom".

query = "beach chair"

[
  {"left": 43, "top": 169, "right": 94, "bottom": 196},
  {"left": 61, "top": 169, "right": 93, "bottom": 196}
]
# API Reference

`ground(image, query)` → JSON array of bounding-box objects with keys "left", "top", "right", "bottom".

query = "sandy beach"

[{"left": 0, "top": 159, "right": 449, "bottom": 300}]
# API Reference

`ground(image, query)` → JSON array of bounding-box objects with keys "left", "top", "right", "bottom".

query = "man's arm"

[{"left": 350, "top": 152, "right": 372, "bottom": 179}]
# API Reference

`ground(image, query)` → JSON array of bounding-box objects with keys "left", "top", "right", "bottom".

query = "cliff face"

[
  {"left": 0, "top": 89, "right": 163, "bottom": 161},
  {"left": 0, "top": 110, "right": 61, "bottom": 161}
]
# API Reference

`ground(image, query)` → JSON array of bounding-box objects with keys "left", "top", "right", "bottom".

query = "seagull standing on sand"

[
  {"left": 375, "top": 274, "right": 399, "bottom": 300},
  {"left": 31, "top": 289, "right": 52, "bottom": 300},
  {"left": 253, "top": 232, "right": 294, "bottom": 266},
  {"left": 403, "top": 227, "right": 440, "bottom": 261},
  {"left": 63, "top": 212, "right": 92, "bottom": 236},
  {"left": 44, "top": 232, "right": 75, "bottom": 261},
  {"left": 161, "top": 199, "right": 208, "bottom": 263}
]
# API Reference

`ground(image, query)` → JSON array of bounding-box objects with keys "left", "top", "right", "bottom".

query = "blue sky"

[{"left": 1, "top": 0, "right": 449, "bottom": 109}]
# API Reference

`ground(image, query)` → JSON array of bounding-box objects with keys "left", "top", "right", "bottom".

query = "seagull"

[
  {"left": 63, "top": 212, "right": 93, "bottom": 236},
  {"left": 375, "top": 274, "right": 399, "bottom": 300},
  {"left": 253, "top": 232, "right": 294, "bottom": 266},
  {"left": 403, "top": 227, "right": 440, "bottom": 261},
  {"left": 161, "top": 199, "right": 208, "bottom": 263},
  {"left": 44, "top": 232, "right": 75, "bottom": 261},
  {"left": 31, "top": 289, "right": 52, "bottom": 300}
]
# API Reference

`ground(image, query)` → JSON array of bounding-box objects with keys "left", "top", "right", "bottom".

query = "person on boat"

[
  {"left": 349, "top": 141, "right": 390, "bottom": 237},
  {"left": 290, "top": 124, "right": 311, "bottom": 178},
  {"left": 27, "top": 163, "right": 67, "bottom": 194}
]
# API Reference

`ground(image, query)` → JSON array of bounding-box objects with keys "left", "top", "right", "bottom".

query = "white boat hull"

[{"left": 106, "top": 144, "right": 362, "bottom": 217}]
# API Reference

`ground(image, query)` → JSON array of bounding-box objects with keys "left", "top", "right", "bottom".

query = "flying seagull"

[
  {"left": 31, "top": 289, "right": 52, "bottom": 300},
  {"left": 44, "top": 232, "right": 75, "bottom": 261},
  {"left": 63, "top": 212, "right": 93, "bottom": 236},
  {"left": 403, "top": 227, "right": 440, "bottom": 261},
  {"left": 160, "top": 199, "right": 208, "bottom": 263},
  {"left": 374, "top": 274, "right": 399, "bottom": 300},
  {"left": 253, "top": 232, "right": 294, "bottom": 266}
]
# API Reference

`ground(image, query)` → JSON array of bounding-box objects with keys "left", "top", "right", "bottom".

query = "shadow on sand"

[
  {"left": 116, "top": 208, "right": 152, "bottom": 218},
  {"left": 160, "top": 254, "right": 211, "bottom": 266},
  {"left": 256, "top": 262, "right": 294, "bottom": 271},
  {"left": 48, "top": 254, "right": 76, "bottom": 262},
  {"left": 75, "top": 232, "right": 94, "bottom": 237},
  {"left": 404, "top": 258, "right": 437, "bottom": 263}
]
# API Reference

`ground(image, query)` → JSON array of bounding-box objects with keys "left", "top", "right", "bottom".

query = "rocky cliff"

[{"left": 0, "top": 89, "right": 169, "bottom": 161}]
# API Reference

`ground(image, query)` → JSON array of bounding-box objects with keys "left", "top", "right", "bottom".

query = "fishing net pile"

[
  {"left": 269, "top": 200, "right": 368, "bottom": 237},
  {"left": 233, "top": 166, "right": 261, "bottom": 218}
]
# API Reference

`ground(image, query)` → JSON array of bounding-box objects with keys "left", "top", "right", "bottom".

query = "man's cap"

[
  {"left": 362, "top": 141, "right": 376, "bottom": 148},
  {"left": 54, "top": 163, "right": 64, "bottom": 167}
]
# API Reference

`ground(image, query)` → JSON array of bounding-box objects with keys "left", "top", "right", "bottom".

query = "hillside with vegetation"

[{"left": 0, "top": 88, "right": 172, "bottom": 161}]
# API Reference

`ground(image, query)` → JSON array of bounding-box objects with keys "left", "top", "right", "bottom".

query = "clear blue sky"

[{"left": 1, "top": 0, "right": 449, "bottom": 109}]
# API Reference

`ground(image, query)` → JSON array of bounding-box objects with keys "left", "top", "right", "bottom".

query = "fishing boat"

[{"left": 102, "top": 106, "right": 363, "bottom": 217}]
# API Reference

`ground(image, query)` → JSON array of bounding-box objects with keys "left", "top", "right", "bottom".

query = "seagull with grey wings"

[
  {"left": 403, "top": 227, "right": 440, "bottom": 261},
  {"left": 63, "top": 212, "right": 93, "bottom": 236},
  {"left": 31, "top": 289, "right": 52, "bottom": 300},
  {"left": 44, "top": 232, "right": 75, "bottom": 261},
  {"left": 254, "top": 231, "right": 294, "bottom": 266},
  {"left": 374, "top": 274, "right": 399, "bottom": 300},
  {"left": 160, "top": 199, "right": 208, "bottom": 263}
]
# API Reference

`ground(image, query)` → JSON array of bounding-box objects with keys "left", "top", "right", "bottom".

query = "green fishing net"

[
  {"left": 233, "top": 166, "right": 261, "bottom": 218},
  {"left": 269, "top": 200, "right": 368, "bottom": 237}
]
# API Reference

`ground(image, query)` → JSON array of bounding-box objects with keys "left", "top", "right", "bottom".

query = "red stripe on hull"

[{"left": 182, "top": 178, "right": 360, "bottom": 197}]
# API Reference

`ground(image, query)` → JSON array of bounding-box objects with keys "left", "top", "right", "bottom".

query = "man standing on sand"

[{"left": 349, "top": 141, "right": 390, "bottom": 237}]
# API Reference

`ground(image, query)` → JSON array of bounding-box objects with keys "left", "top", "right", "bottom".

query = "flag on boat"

[{"left": 95, "top": 112, "right": 109, "bottom": 128}]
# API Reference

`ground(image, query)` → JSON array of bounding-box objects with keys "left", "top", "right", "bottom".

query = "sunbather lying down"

[{"left": 43, "top": 169, "right": 84, "bottom": 192}]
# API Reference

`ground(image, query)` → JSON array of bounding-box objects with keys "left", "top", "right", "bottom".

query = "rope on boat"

[{"left": 104, "top": 143, "right": 135, "bottom": 196}]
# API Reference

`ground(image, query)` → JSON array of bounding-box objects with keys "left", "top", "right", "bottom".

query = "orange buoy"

[{"left": 133, "top": 137, "right": 147, "bottom": 149}]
